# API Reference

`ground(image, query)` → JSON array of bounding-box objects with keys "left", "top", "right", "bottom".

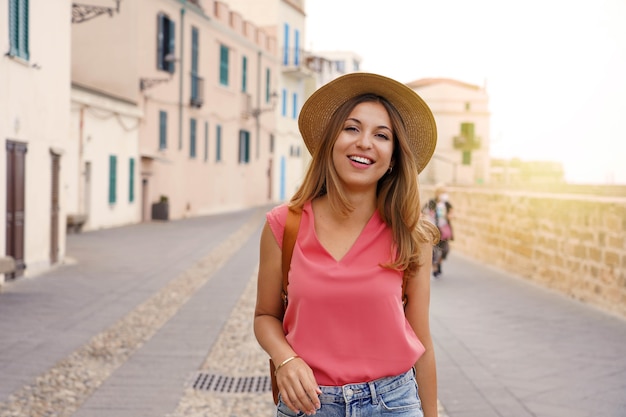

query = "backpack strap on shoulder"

[{"left": 281, "top": 207, "right": 302, "bottom": 315}]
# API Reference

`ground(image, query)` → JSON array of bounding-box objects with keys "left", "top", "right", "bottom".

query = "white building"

[
  {"left": 0, "top": 0, "right": 71, "bottom": 280},
  {"left": 408, "top": 78, "right": 491, "bottom": 185}
]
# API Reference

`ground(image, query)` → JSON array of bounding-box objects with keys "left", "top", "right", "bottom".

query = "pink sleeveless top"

[{"left": 267, "top": 201, "right": 424, "bottom": 386}]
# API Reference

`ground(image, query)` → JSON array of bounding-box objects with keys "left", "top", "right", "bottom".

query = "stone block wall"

[{"left": 423, "top": 187, "right": 626, "bottom": 318}]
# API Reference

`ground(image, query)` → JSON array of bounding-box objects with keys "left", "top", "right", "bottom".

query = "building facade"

[
  {"left": 71, "top": 0, "right": 279, "bottom": 222},
  {"left": 408, "top": 78, "right": 491, "bottom": 186},
  {"left": 1, "top": 0, "right": 71, "bottom": 280}
]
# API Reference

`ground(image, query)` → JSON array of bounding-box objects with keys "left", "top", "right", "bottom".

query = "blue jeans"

[{"left": 276, "top": 369, "right": 423, "bottom": 417}]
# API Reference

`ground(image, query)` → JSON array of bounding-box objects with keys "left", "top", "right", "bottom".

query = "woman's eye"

[
  {"left": 344, "top": 126, "right": 358, "bottom": 132},
  {"left": 376, "top": 133, "right": 390, "bottom": 140}
]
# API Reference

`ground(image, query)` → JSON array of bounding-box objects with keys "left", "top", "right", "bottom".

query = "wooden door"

[{"left": 6, "top": 140, "right": 27, "bottom": 278}]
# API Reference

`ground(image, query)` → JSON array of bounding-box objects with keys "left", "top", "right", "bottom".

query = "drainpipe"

[
  {"left": 256, "top": 50, "right": 262, "bottom": 159},
  {"left": 178, "top": 3, "right": 186, "bottom": 149}
]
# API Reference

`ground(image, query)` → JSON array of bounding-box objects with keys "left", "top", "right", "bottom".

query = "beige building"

[
  {"left": 71, "top": 0, "right": 279, "bottom": 222},
  {"left": 0, "top": 0, "right": 71, "bottom": 280},
  {"left": 408, "top": 78, "right": 491, "bottom": 186},
  {"left": 222, "top": 0, "right": 312, "bottom": 201}
]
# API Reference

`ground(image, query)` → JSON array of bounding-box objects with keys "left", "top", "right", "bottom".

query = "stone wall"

[{"left": 423, "top": 187, "right": 626, "bottom": 319}]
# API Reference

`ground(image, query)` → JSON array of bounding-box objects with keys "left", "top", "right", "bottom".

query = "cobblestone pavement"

[{"left": 1, "top": 206, "right": 624, "bottom": 416}]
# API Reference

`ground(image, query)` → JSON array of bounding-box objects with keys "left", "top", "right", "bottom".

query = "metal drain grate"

[{"left": 192, "top": 373, "right": 272, "bottom": 393}]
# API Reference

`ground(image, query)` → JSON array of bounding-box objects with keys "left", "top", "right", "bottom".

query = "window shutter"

[
  {"left": 159, "top": 111, "right": 167, "bottom": 149},
  {"left": 242, "top": 56, "right": 248, "bottom": 92},
  {"left": 265, "top": 68, "right": 271, "bottom": 103},
  {"left": 129, "top": 158, "right": 135, "bottom": 203},
  {"left": 220, "top": 45, "right": 229, "bottom": 85},
  {"left": 294, "top": 29, "right": 300, "bottom": 66},
  {"left": 157, "top": 14, "right": 164, "bottom": 70},
  {"left": 190, "top": 118, "right": 197, "bottom": 158},
  {"left": 191, "top": 27, "right": 199, "bottom": 74},
  {"left": 216, "top": 125, "right": 222, "bottom": 161},
  {"left": 9, "top": 0, "right": 29, "bottom": 60},
  {"left": 204, "top": 121, "right": 209, "bottom": 161},
  {"left": 168, "top": 19, "right": 176, "bottom": 73},
  {"left": 109, "top": 155, "right": 117, "bottom": 204},
  {"left": 283, "top": 23, "right": 289, "bottom": 65},
  {"left": 21, "top": 0, "right": 29, "bottom": 60}
]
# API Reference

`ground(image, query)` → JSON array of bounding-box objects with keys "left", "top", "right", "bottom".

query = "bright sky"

[{"left": 305, "top": 0, "right": 626, "bottom": 185}]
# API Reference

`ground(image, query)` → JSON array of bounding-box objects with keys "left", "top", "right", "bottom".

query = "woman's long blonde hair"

[{"left": 291, "top": 94, "right": 438, "bottom": 277}]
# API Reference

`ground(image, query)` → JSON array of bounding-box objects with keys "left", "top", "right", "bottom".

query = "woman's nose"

[{"left": 356, "top": 133, "right": 373, "bottom": 149}]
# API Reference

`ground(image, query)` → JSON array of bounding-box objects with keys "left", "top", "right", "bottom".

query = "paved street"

[{"left": 0, "top": 206, "right": 625, "bottom": 417}]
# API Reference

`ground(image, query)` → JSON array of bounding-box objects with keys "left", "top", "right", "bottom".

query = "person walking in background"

[
  {"left": 426, "top": 184, "right": 454, "bottom": 278},
  {"left": 254, "top": 73, "right": 439, "bottom": 417}
]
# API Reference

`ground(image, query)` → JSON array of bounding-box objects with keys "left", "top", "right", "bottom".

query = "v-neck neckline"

[{"left": 307, "top": 200, "right": 380, "bottom": 263}]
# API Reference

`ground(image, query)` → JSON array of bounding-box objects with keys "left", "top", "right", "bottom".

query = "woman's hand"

[{"left": 275, "top": 356, "right": 321, "bottom": 415}]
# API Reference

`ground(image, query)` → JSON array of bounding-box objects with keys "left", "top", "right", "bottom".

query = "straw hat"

[{"left": 298, "top": 72, "right": 437, "bottom": 173}]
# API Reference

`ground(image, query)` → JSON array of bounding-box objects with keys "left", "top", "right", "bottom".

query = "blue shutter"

[
  {"left": 281, "top": 89, "right": 287, "bottom": 116},
  {"left": 292, "top": 92, "right": 297, "bottom": 119},
  {"left": 283, "top": 23, "right": 289, "bottom": 65},
  {"left": 109, "top": 156, "right": 117, "bottom": 204},
  {"left": 129, "top": 158, "right": 135, "bottom": 203},
  {"left": 294, "top": 29, "right": 300, "bottom": 66}
]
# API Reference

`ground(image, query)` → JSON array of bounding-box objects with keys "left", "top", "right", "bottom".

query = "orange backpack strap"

[
  {"left": 402, "top": 273, "right": 408, "bottom": 308},
  {"left": 280, "top": 207, "right": 302, "bottom": 314}
]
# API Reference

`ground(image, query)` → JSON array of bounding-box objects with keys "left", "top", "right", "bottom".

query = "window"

[
  {"left": 159, "top": 111, "right": 167, "bottom": 149},
  {"left": 8, "top": 0, "right": 29, "bottom": 60},
  {"left": 465, "top": 102, "right": 471, "bottom": 111},
  {"left": 242, "top": 56, "right": 248, "bottom": 92},
  {"left": 157, "top": 13, "right": 175, "bottom": 73},
  {"left": 216, "top": 125, "right": 222, "bottom": 162},
  {"left": 269, "top": 134, "right": 275, "bottom": 153},
  {"left": 219, "top": 45, "right": 229, "bottom": 86},
  {"left": 238, "top": 130, "right": 250, "bottom": 164},
  {"left": 281, "top": 89, "right": 287, "bottom": 116},
  {"left": 190, "top": 118, "right": 197, "bottom": 158},
  {"left": 294, "top": 29, "right": 300, "bottom": 66},
  {"left": 204, "top": 121, "right": 209, "bottom": 162},
  {"left": 292, "top": 92, "right": 298, "bottom": 119},
  {"left": 108, "top": 155, "right": 117, "bottom": 204},
  {"left": 283, "top": 23, "right": 290, "bottom": 65},
  {"left": 265, "top": 68, "right": 271, "bottom": 103},
  {"left": 191, "top": 27, "right": 200, "bottom": 103},
  {"left": 129, "top": 158, "right": 135, "bottom": 203}
]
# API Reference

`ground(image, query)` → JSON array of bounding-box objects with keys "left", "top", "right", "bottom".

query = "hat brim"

[{"left": 298, "top": 72, "right": 437, "bottom": 173}]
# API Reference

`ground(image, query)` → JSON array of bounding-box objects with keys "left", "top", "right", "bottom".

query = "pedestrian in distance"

[
  {"left": 254, "top": 72, "right": 439, "bottom": 417},
  {"left": 424, "top": 184, "right": 454, "bottom": 278}
]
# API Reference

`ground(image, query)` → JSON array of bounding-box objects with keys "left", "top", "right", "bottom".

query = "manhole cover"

[{"left": 192, "top": 373, "right": 272, "bottom": 394}]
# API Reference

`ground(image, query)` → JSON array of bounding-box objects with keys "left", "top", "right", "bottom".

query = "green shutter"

[
  {"left": 190, "top": 118, "right": 197, "bottom": 158},
  {"left": 216, "top": 125, "right": 222, "bottom": 161},
  {"left": 159, "top": 111, "right": 167, "bottom": 149},
  {"left": 242, "top": 56, "right": 248, "bottom": 92},
  {"left": 9, "top": 0, "right": 29, "bottom": 60},
  {"left": 109, "top": 155, "right": 117, "bottom": 204},
  {"left": 204, "top": 121, "right": 209, "bottom": 161},
  {"left": 219, "top": 45, "right": 229, "bottom": 86},
  {"left": 129, "top": 158, "right": 135, "bottom": 202}
]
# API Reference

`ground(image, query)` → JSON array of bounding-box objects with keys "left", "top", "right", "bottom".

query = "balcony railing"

[
  {"left": 190, "top": 73, "right": 204, "bottom": 108},
  {"left": 281, "top": 48, "right": 320, "bottom": 76}
]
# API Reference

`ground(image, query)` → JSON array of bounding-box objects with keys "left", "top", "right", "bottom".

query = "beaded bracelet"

[{"left": 274, "top": 355, "right": 299, "bottom": 376}]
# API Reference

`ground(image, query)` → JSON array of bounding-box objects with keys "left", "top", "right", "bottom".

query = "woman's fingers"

[{"left": 278, "top": 359, "right": 321, "bottom": 415}]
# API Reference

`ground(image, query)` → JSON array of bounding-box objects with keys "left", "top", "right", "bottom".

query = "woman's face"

[{"left": 332, "top": 101, "right": 394, "bottom": 192}]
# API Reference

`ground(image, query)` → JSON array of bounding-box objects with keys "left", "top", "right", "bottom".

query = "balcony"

[
  {"left": 190, "top": 73, "right": 204, "bottom": 108},
  {"left": 453, "top": 134, "right": 481, "bottom": 150},
  {"left": 281, "top": 48, "right": 317, "bottom": 79}
]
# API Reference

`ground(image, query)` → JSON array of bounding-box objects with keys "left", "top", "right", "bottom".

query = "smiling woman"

[{"left": 254, "top": 73, "right": 441, "bottom": 417}]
